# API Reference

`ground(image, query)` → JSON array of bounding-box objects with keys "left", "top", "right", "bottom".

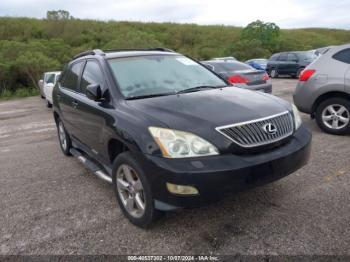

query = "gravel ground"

[{"left": 0, "top": 78, "right": 349, "bottom": 255}]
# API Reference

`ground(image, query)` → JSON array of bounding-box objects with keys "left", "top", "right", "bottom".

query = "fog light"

[{"left": 166, "top": 183, "right": 199, "bottom": 195}]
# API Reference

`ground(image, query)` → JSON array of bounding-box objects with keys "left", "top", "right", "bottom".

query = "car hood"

[{"left": 126, "top": 87, "right": 291, "bottom": 133}]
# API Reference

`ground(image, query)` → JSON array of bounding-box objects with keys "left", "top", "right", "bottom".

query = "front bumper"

[
  {"left": 293, "top": 81, "right": 315, "bottom": 114},
  {"left": 138, "top": 125, "right": 311, "bottom": 210}
]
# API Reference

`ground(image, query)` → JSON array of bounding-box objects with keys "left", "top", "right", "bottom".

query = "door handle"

[{"left": 72, "top": 100, "right": 78, "bottom": 108}]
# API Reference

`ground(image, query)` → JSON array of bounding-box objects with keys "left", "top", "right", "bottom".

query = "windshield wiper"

[
  {"left": 176, "top": 85, "right": 226, "bottom": 94},
  {"left": 125, "top": 92, "right": 175, "bottom": 100}
]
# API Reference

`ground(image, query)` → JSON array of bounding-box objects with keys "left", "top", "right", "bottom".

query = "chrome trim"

[{"left": 216, "top": 111, "right": 294, "bottom": 148}]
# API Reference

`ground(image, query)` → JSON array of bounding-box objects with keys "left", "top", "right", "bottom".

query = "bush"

[{"left": 0, "top": 87, "right": 39, "bottom": 100}]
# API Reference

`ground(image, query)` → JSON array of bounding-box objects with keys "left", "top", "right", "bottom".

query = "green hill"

[{"left": 0, "top": 16, "right": 349, "bottom": 95}]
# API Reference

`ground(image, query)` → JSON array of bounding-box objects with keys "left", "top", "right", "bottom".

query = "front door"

[{"left": 73, "top": 60, "right": 112, "bottom": 162}]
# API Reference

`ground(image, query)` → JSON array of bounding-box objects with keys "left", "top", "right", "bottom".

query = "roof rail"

[
  {"left": 103, "top": 47, "right": 175, "bottom": 53},
  {"left": 72, "top": 49, "right": 105, "bottom": 60}
]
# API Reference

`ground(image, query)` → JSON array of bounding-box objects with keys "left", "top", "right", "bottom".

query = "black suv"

[
  {"left": 266, "top": 51, "right": 315, "bottom": 78},
  {"left": 53, "top": 48, "right": 311, "bottom": 227}
]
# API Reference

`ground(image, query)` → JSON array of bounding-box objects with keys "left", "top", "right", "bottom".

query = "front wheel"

[
  {"left": 315, "top": 97, "right": 350, "bottom": 135},
  {"left": 112, "top": 152, "right": 162, "bottom": 228}
]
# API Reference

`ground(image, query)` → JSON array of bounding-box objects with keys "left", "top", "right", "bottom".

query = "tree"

[
  {"left": 15, "top": 52, "right": 59, "bottom": 89},
  {"left": 46, "top": 10, "right": 73, "bottom": 21},
  {"left": 241, "top": 20, "right": 280, "bottom": 52}
]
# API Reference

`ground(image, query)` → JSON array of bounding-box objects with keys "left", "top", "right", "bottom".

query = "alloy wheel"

[
  {"left": 322, "top": 104, "right": 350, "bottom": 130},
  {"left": 270, "top": 69, "right": 277, "bottom": 78},
  {"left": 58, "top": 121, "right": 67, "bottom": 150},
  {"left": 116, "top": 164, "right": 146, "bottom": 218}
]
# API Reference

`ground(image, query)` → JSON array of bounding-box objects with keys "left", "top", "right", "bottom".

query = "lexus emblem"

[{"left": 262, "top": 123, "right": 277, "bottom": 135}]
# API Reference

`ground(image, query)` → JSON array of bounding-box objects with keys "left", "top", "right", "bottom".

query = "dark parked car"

[
  {"left": 202, "top": 60, "right": 272, "bottom": 93},
  {"left": 245, "top": 58, "right": 268, "bottom": 71},
  {"left": 53, "top": 48, "right": 311, "bottom": 227},
  {"left": 266, "top": 51, "right": 315, "bottom": 78}
]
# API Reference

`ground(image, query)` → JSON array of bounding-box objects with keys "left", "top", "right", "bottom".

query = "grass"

[{"left": 0, "top": 88, "right": 39, "bottom": 101}]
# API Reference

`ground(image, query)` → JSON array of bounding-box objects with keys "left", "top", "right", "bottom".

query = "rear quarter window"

[{"left": 333, "top": 48, "right": 350, "bottom": 64}]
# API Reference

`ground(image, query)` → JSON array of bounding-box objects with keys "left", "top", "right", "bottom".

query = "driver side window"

[{"left": 80, "top": 61, "right": 105, "bottom": 94}]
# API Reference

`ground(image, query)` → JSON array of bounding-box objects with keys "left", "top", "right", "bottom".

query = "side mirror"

[{"left": 86, "top": 84, "right": 103, "bottom": 101}]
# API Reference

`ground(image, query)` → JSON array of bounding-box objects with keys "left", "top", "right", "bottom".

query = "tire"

[
  {"left": 112, "top": 152, "right": 162, "bottom": 228},
  {"left": 270, "top": 69, "right": 278, "bottom": 78},
  {"left": 46, "top": 100, "right": 52, "bottom": 108},
  {"left": 315, "top": 97, "right": 350, "bottom": 135},
  {"left": 56, "top": 118, "right": 72, "bottom": 156},
  {"left": 296, "top": 68, "right": 304, "bottom": 78}
]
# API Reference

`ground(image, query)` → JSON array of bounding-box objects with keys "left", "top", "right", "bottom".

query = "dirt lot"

[{"left": 0, "top": 79, "right": 350, "bottom": 255}]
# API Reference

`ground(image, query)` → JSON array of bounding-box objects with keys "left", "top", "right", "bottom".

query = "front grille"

[{"left": 216, "top": 111, "right": 294, "bottom": 148}]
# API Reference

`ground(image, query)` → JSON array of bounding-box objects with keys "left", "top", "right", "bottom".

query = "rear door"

[
  {"left": 58, "top": 61, "right": 85, "bottom": 138},
  {"left": 73, "top": 59, "right": 112, "bottom": 161},
  {"left": 277, "top": 53, "right": 288, "bottom": 73},
  {"left": 286, "top": 53, "right": 299, "bottom": 75}
]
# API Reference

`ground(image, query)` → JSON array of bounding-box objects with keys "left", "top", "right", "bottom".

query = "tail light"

[
  {"left": 299, "top": 69, "right": 316, "bottom": 82},
  {"left": 262, "top": 73, "right": 270, "bottom": 81},
  {"left": 227, "top": 75, "right": 248, "bottom": 84}
]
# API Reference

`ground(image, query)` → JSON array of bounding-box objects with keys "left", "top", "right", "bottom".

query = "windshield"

[{"left": 108, "top": 55, "right": 226, "bottom": 98}]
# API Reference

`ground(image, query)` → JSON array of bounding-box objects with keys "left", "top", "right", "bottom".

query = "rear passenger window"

[
  {"left": 80, "top": 61, "right": 105, "bottom": 94},
  {"left": 278, "top": 53, "right": 288, "bottom": 61},
  {"left": 287, "top": 53, "right": 298, "bottom": 61},
  {"left": 270, "top": 54, "right": 279, "bottom": 61},
  {"left": 62, "top": 62, "right": 84, "bottom": 91},
  {"left": 333, "top": 49, "right": 350, "bottom": 64}
]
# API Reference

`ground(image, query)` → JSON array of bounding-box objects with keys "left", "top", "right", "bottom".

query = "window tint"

[
  {"left": 287, "top": 53, "right": 298, "bottom": 61},
  {"left": 278, "top": 53, "right": 288, "bottom": 61},
  {"left": 333, "top": 48, "right": 350, "bottom": 64},
  {"left": 80, "top": 61, "right": 105, "bottom": 94},
  {"left": 62, "top": 62, "right": 84, "bottom": 90}
]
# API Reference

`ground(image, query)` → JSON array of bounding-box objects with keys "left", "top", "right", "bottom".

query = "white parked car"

[{"left": 42, "top": 71, "right": 61, "bottom": 108}]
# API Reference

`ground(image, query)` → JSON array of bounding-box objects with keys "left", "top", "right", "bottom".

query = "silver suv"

[{"left": 294, "top": 44, "right": 350, "bottom": 135}]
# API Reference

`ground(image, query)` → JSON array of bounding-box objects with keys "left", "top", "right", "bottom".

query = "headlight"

[
  {"left": 292, "top": 104, "right": 302, "bottom": 130},
  {"left": 149, "top": 127, "right": 219, "bottom": 158}
]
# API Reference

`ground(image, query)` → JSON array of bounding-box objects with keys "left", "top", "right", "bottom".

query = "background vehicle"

[
  {"left": 38, "top": 79, "right": 45, "bottom": 98},
  {"left": 267, "top": 51, "right": 316, "bottom": 78},
  {"left": 43, "top": 71, "right": 61, "bottom": 108},
  {"left": 294, "top": 44, "right": 350, "bottom": 135},
  {"left": 212, "top": 56, "right": 237, "bottom": 61},
  {"left": 53, "top": 48, "right": 310, "bottom": 228},
  {"left": 202, "top": 60, "right": 272, "bottom": 93},
  {"left": 245, "top": 58, "right": 268, "bottom": 71}
]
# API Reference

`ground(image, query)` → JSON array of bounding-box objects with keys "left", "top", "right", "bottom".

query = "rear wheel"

[
  {"left": 315, "top": 97, "right": 350, "bottom": 135},
  {"left": 296, "top": 68, "right": 304, "bottom": 78},
  {"left": 270, "top": 69, "right": 278, "bottom": 78},
  {"left": 112, "top": 152, "right": 161, "bottom": 228},
  {"left": 46, "top": 100, "right": 52, "bottom": 108},
  {"left": 57, "top": 118, "right": 72, "bottom": 156}
]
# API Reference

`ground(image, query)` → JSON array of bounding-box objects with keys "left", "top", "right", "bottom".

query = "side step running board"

[{"left": 70, "top": 148, "right": 112, "bottom": 184}]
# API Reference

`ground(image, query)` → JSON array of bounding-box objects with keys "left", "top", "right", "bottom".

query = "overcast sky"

[{"left": 0, "top": 0, "right": 349, "bottom": 29}]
